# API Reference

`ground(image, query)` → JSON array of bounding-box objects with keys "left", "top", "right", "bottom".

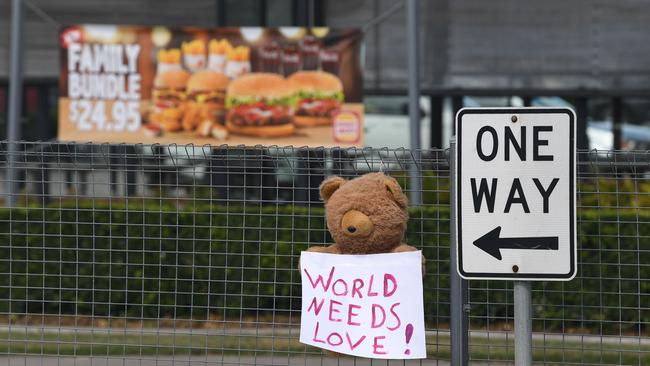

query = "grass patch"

[{"left": 1, "top": 329, "right": 648, "bottom": 364}]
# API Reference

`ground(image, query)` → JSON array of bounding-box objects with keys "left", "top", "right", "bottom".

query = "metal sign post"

[
  {"left": 514, "top": 281, "right": 532, "bottom": 365},
  {"left": 449, "top": 136, "right": 469, "bottom": 365}
]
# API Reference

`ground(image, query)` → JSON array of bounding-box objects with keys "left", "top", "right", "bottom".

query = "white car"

[{"left": 363, "top": 96, "right": 434, "bottom": 150}]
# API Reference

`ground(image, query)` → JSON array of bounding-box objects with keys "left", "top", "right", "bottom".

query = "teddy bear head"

[{"left": 319, "top": 172, "right": 409, "bottom": 254}]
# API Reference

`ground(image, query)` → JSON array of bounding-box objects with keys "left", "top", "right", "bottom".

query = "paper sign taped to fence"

[{"left": 299, "top": 251, "right": 426, "bottom": 359}]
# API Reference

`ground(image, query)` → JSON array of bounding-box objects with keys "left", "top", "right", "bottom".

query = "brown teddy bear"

[{"left": 306, "top": 172, "right": 425, "bottom": 270}]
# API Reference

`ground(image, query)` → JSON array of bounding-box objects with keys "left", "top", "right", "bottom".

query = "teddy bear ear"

[
  {"left": 384, "top": 177, "right": 408, "bottom": 208},
  {"left": 320, "top": 176, "right": 346, "bottom": 202}
]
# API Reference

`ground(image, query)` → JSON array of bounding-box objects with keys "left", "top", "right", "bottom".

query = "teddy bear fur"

[{"left": 307, "top": 172, "right": 424, "bottom": 259}]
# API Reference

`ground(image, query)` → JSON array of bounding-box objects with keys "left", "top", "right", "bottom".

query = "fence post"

[
  {"left": 449, "top": 136, "right": 469, "bottom": 365},
  {"left": 296, "top": 149, "right": 324, "bottom": 205},
  {"left": 407, "top": 0, "right": 422, "bottom": 205},
  {"left": 125, "top": 145, "right": 137, "bottom": 196}
]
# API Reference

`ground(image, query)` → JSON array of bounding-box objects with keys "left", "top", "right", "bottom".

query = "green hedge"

[
  {"left": 0, "top": 203, "right": 648, "bottom": 334},
  {"left": 396, "top": 173, "right": 650, "bottom": 209}
]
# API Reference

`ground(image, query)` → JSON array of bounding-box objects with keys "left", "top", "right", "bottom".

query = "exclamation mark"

[{"left": 404, "top": 323, "right": 414, "bottom": 355}]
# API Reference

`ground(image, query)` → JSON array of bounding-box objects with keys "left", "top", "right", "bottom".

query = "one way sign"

[{"left": 455, "top": 108, "right": 576, "bottom": 281}]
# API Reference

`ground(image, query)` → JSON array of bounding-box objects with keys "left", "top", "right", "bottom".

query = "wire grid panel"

[
  {"left": 467, "top": 150, "right": 650, "bottom": 365},
  {"left": 0, "top": 142, "right": 451, "bottom": 365}
]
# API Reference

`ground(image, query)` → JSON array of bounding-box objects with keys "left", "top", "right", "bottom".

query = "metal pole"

[
  {"left": 430, "top": 95, "right": 443, "bottom": 148},
  {"left": 449, "top": 136, "right": 469, "bottom": 365},
  {"left": 514, "top": 281, "right": 533, "bottom": 366},
  {"left": 215, "top": 0, "right": 226, "bottom": 26},
  {"left": 6, "top": 0, "right": 25, "bottom": 207},
  {"left": 361, "top": 1, "right": 405, "bottom": 33},
  {"left": 612, "top": 97, "right": 622, "bottom": 150},
  {"left": 308, "top": 0, "right": 315, "bottom": 28},
  {"left": 406, "top": 0, "right": 421, "bottom": 205},
  {"left": 575, "top": 97, "right": 589, "bottom": 151}
]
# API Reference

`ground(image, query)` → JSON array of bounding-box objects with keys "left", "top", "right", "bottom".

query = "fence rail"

[{"left": 1, "top": 142, "right": 648, "bottom": 365}]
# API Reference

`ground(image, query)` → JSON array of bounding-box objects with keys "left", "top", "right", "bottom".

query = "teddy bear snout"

[{"left": 340, "top": 210, "right": 374, "bottom": 237}]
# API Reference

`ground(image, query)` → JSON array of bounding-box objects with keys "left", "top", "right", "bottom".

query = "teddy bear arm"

[
  {"left": 391, "top": 243, "right": 426, "bottom": 275},
  {"left": 390, "top": 243, "right": 418, "bottom": 253},
  {"left": 299, "top": 245, "right": 342, "bottom": 270},
  {"left": 305, "top": 245, "right": 341, "bottom": 254}
]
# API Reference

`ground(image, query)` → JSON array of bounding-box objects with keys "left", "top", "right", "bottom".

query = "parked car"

[{"left": 363, "top": 96, "right": 434, "bottom": 149}]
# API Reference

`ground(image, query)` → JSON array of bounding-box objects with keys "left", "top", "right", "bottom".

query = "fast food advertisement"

[{"left": 58, "top": 25, "right": 363, "bottom": 147}]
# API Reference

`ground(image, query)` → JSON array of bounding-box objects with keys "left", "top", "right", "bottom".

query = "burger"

[
  {"left": 288, "top": 71, "right": 343, "bottom": 127},
  {"left": 225, "top": 73, "right": 295, "bottom": 137},
  {"left": 150, "top": 69, "right": 190, "bottom": 131},
  {"left": 186, "top": 70, "right": 229, "bottom": 114},
  {"left": 183, "top": 69, "right": 229, "bottom": 131},
  {"left": 152, "top": 69, "right": 190, "bottom": 114}
]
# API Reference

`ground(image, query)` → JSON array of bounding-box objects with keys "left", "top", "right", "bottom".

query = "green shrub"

[{"left": 0, "top": 202, "right": 647, "bottom": 335}]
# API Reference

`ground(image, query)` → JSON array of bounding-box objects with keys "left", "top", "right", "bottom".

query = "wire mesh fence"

[
  {"left": 466, "top": 149, "right": 650, "bottom": 365},
  {"left": 0, "top": 142, "right": 648, "bottom": 365}
]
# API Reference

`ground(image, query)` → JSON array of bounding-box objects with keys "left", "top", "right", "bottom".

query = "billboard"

[{"left": 58, "top": 25, "right": 363, "bottom": 147}]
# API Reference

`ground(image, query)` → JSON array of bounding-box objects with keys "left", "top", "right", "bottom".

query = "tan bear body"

[{"left": 307, "top": 173, "right": 425, "bottom": 267}]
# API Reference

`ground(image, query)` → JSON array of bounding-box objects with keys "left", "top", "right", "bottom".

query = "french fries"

[
  {"left": 209, "top": 39, "right": 232, "bottom": 55},
  {"left": 227, "top": 46, "right": 250, "bottom": 62},
  {"left": 182, "top": 39, "right": 206, "bottom": 56},
  {"left": 157, "top": 49, "right": 181, "bottom": 63}
]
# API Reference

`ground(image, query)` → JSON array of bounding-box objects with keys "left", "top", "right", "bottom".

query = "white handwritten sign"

[{"left": 300, "top": 251, "right": 426, "bottom": 359}]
